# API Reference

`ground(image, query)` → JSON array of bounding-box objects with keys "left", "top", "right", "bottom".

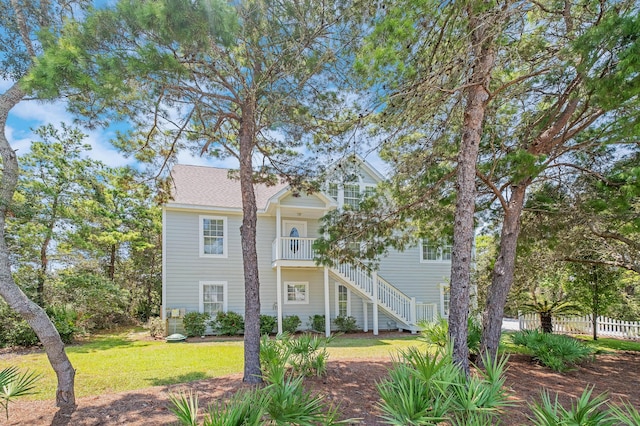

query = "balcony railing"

[{"left": 272, "top": 237, "right": 317, "bottom": 261}]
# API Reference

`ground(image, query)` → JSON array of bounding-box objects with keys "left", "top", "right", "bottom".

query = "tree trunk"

[
  {"left": 540, "top": 311, "right": 553, "bottom": 333},
  {"left": 480, "top": 184, "right": 527, "bottom": 362},
  {"left": 449, "top": 5, "right": 496, "bottom": 374},
  {"left": 109, "top": 243, "right": 116, "bottom": 281},
  {"left": 0, "top": 83, "right": 76, "bottom": 407},
  {"left": 238, "top": 101, "right": 262, "bottom": 384}
]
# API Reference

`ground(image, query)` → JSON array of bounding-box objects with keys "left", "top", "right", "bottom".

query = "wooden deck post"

[
  {"left": 276, "top": 265, "right": 283, "bottom": 334},
  {"left": 363, "top": 300, "right": 368, "bottom": 332},
  {"left": 324, "top": 267, "right": 331, "bottom": 337},
  {"left": 372, "top": 271, "right": 378, "bottom": 336}
]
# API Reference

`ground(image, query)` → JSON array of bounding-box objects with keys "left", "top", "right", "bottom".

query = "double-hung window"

[
  {"left": 200, "top": 281, "right": 227, "bottom": 315},
  {"left": 441, "top": 285, "right": 450, "bottom": 317},
  {"left": 343, "top": 184, "right": 360, "bottom": 210},
  {"left": 421, "top": 239, "right": 452, "bottom": 262},
  {"left": 200, "top": 215, "right": 227, "bottom": 258},
  {"left": 336, "top": 284, "right": 350, "bottom": 317},
  {"left": 285, "top": 282, "right": 309, "bottom": 304}
]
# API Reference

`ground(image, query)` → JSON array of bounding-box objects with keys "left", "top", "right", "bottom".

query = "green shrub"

[
  {"left": 334, "top": 315, "right": 358, "bottom": 333},
  {"left": 260, "top": 333, "right": 334, "bottom": 378},
  {"left": 51, "top": 270, "right": 130, "bottom": 331},
  {"left": 419, "top": 317, "right": 482, "bottom": 357},
  {"left": 308, "top": 314, "right": 325, "bottom": 332},
  {"left": 511, "top": 330, "right": 593, "bottom": 372},
  {"left": 182, "top": 312, "right": 210, "bottom": 337},
  {"left": 529, "top": 386, "right": 615, "bottom": 426},
  {"left": 210, "top": 311, "right": 244, "bottom": 336},
  {"left": 171, "top": 333, "right": 346, "bottom": 425},
  {"left": 46, "top": 306, "right": 78, "bottom": 344},
  {"left": 259, "top": 315, "right": 277, "bottom": 335},
  {"left": 4, "top": 321, "right": 38, "bottom": 348},
  {"left": 378, "top": 345, "right": 512, "bottom": 426},
  {"left": 282, "top": 315, "right": 301, "bottom": 334},
  {"left": 146, "top": 317, "right": 166, "bottom": 338}
]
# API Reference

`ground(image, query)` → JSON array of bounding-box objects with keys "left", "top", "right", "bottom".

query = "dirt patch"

[{"left": 6, "top": 346, "right": 640, "bottom": 425}]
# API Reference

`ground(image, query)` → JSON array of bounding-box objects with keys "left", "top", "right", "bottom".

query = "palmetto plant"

[
  {"left": 529, "top": 386, "right": 616, "bottom": 426},
  {"left": 0, "top": 366, "right": 40, "bottom": 420},
  {"left": 521, "top": 298, "right": 581, "bottom": 334}
]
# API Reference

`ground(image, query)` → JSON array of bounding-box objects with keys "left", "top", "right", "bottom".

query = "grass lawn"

[{"left": 0, "top": 329, "right": 426, "bottom": 400}]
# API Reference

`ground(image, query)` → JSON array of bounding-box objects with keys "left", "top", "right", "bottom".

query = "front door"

[{"left": 282, "top": 220, "right": 308, "bottom": 258}]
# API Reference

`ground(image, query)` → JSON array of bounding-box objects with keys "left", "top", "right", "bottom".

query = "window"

[
  {"left": 200, "top": 281, "right": 227, "bottom": 315},
  {"left": 336, "top": 284, "right": 350, "bottom": 317},
  {"left": 441, "top": 285, "right": 450, "bottom": 317},
  {"left": 421, "top": 240, "right": 452, "bottom": 262},
  {"left": 343, "top": 184, "right": 360, "bottom": 209},
  {"left": 285, "top": 282, "right": 309, "bottom": 304},
  {"left": 327, "top": 183, "right": 338, "bottom": 200},
  {"left": 200, "top": 216, "right": 227, "bottom": 258}
]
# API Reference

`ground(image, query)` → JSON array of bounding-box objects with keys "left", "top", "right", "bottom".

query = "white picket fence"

[{"left": 519, "top": 313, "right": 640, "bottom": 340}]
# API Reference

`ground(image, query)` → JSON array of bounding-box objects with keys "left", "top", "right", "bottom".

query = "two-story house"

[{"left": 162, "top": 157, "right": 451, "bottom": 336}]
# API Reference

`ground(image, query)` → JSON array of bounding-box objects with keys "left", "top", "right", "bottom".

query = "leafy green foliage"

[
  {"left": 259, "top": 315, "right": 277, "bottom": 336},
  {"left": 50, "top": 270, "right": 130, "bottom": 332},
  {"left": 333, "top": 315, "right": 358, "bottom": 333},
  {"left": 0, "top": 367, "right": 40, "bottom": 420},
  {"left": 529, "top": 387, "right": 615, "bottom": 426},
  {"left": 418, "top": 318, "right": 482, "bottom": 357},
  {"left": 282, "top": 315, "right": 301, "bottom": 334},
  {"left": 210, "top": 311, "right": 244, "bottom": 336},
  {"left": 308, "top": 314, "right": 325, "bottom": 332},
  {"left": 512, "top": 330, "right": 593, "bottom": 372},
  {"left": 260, "top": 333, "right": 334, "bottom": 379},
  {"left": 377, "top": 346, "right": 512, "bottom": 425},
  {"left": 182, "top": 312, "right": 210, "bottom": 338},
  {"left": 46, "top": 306, "right": 78, "bottom": 344},
  {"left": 521, "top": 298, "right": 582, "bottom": 334},
  {"left": 171, "top": 333, "right": 347, "bottom": 425},
  {"left": 0, "top": 304, "right": 38, "bottom": 348}
]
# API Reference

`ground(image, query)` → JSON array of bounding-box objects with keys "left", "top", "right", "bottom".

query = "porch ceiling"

[{"left": 277, "top": 205, "right": 329, "bottom": 220}]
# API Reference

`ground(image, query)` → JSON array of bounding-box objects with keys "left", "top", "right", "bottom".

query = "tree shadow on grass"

[
  {"left": 67, "top": 336, "right": 152, "bottom": 354},
  {"left": 148, "top": 371, "right": 209, "bottom": 386}
]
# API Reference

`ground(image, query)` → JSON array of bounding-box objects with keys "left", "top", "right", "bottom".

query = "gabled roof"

[{"left": 169, "top": 165, "right": 288, "bottom": 210}]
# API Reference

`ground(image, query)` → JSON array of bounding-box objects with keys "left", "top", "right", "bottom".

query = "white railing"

[
  {"left": 416, "top": 303, "right": 438, "bottom": 323},
  {"left": 377, "top": 275, "right": 413, "bottom": 324},
  {"left": 330, "top": 262, "right": 417, "bottom": 326},
  {"left": 519, "top": 313, "right": 640, "bottom": 340},
  {"left": 274, "top": 237, "right": 316, "bottom": 261},
  {"left": 333, "top": 262, "right": 373, "bottom": 296}
]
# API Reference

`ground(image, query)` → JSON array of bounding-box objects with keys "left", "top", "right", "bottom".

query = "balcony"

[{"left": 272, "top": 237, "right": 317, "bottom": 265}]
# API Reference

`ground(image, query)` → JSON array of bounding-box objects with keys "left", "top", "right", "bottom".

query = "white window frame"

[
  {"left": 335, "top": 283, "right": 351, "bottom": 318},
  {"left": 199, "top": 215, "right": 228, "bottom": 258},
  {"left": 199, "top": 281, "right": 228, "bottom": 314},
  {"left": 440, "top": 284, "right": 450, "bottom": 318},
  {"left": 420, "top": 239, "right": 452, "bottom": 263},
  {"left": 284, "top": 281, "right": 309, "bottom": 304}
]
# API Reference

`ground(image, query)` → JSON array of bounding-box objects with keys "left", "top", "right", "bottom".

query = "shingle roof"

[{"left": 169, "top": 164, "right": 288, "bottom": 210}]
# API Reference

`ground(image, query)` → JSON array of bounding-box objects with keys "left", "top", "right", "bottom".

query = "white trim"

[
  {"left": 161, "top": 207, "right": 167, "bottom": 321},
  {"left": 199, "top": 215, "right": 228, "bottom": 258},
  {"left": 284, "top": 281, "right": 309, "bottom": 304},
  {"left": 199, "top": 281, "right": 228, "bottom": 314},
  {"left": 334, "top": 282, "right": 351, "bottom": 317},
  {"left": 440, "top": 284, "right": 450, "bottom": 318}
]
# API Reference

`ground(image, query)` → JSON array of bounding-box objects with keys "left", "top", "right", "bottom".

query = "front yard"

[{"left": 2, "top": 329, "right": 640, "bottom": 425}]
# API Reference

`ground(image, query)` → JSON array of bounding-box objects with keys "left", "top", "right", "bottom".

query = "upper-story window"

[
  {"left": 343, "top": 184, "right": 360, "bottom": 210},
  {"left": 327, "top": 183, "right": 338, "bottom": 200},
  {"left": 200, "top": 215, "right": 228, "bottom": 258},
  {"left": 421, "top": 239, "right": 452, "bottom": 262}
]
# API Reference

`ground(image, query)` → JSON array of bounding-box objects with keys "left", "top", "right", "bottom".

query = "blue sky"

[
  {"left": 2, "top": 77, "right": 386, "bottom": 175},
  {"left": 2, "top": 76, "right": 237, "bottom": 170}
]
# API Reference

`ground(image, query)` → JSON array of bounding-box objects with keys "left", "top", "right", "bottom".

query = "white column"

[
  {"left": 324, "top": 267, "right": 331, "bottom": 337},
  {"left": 372, "top": 271, "right": 379, "bottom": 336},
  {"left": 362, "top": 300, "right": 368, "bottom": 332},
  {"left": 276, "top": 265, "right": 283, "bottom": 334},
  {"left": 276, "top": 205, "right": 281, "bottom": 260}
]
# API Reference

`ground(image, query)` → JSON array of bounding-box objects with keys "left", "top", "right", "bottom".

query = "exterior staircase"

[{"left": 329, "top": 261, "right": 436, "bottom": 332}]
